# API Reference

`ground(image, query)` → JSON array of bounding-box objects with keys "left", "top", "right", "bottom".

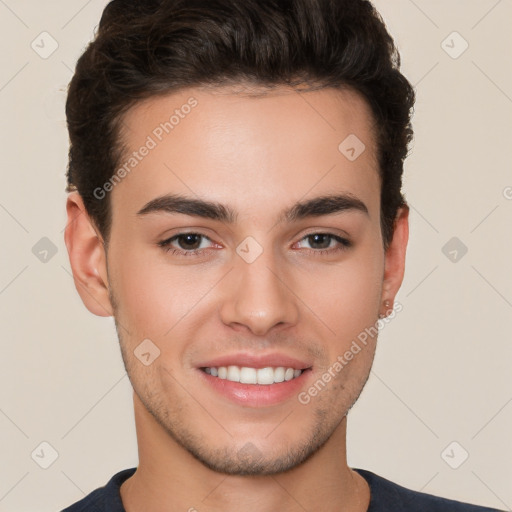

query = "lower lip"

[{"left": 197, "top": 369, "right": 311, "bottom": 407}]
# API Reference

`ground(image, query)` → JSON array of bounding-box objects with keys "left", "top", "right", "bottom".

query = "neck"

[{"left": 120, "top": 392, "right": 369, "bottom": 512}]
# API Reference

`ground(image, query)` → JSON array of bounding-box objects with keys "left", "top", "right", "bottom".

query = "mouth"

[
  {"left": 201, "top": 365, "right": 304, "bottom": 385},
  {"left": 195, "top": 354, "right": 313, "bottom": 407}
]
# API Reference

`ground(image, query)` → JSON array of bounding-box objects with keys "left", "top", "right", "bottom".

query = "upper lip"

[{"left": 196, "top": 352, "right": 312, "bottom": 370}]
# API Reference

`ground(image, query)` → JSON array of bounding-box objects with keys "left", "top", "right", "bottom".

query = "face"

[{"left": 66, "top": 84, "right": 408, "bottom": 476}]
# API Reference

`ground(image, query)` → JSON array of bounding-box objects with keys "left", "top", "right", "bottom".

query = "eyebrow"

[{"left": 136, "top": 192, "right": 369, "bottom": 224}]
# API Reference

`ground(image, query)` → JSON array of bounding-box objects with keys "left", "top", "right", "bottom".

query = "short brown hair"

[{"left": 65, "top": 0, "right": 415, "bottom": 248}]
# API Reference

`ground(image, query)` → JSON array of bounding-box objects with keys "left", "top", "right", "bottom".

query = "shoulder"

[
  {"left": 60, "top": 467, "right": 136, "bottom": 512},
  {"left": 354, "top": 468, "right": 504, "bottom": 512}
]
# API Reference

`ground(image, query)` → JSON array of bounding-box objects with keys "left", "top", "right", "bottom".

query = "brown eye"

[
  {"left": 306, "top": 234, "right": 333, "bottom": 250},
  {"left": 295, "top": 233, "right": 352, "bottom": 255},
  {"left": 158, "top": 232, "right": 214, "bottom": 257},
  {"left": 174, "top": 234, "right": 203, "bottom": 250}
]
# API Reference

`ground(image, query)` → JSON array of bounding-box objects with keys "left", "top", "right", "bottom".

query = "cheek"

[
  {"left": 110, "top": 247, "right": 220, "bottom": 340},
  {"left": 109, "top": 233, "right": 383, "bottom": 347},
  {"left": 297, "top": 246, "right": 383, "bottom": 339}
]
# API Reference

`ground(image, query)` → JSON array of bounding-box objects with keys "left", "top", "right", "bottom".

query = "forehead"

[{"left": 112, "top": 84, "right": 380, "bottom": 222}]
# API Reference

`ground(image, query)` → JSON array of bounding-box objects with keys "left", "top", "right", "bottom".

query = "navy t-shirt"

[{"left": 61, "top": 467, "right": 504, "bottom": 511}]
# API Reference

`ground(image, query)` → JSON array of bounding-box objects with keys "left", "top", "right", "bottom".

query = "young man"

[{"left": 62, "top": 0, "right": 503, "bottom": 510}]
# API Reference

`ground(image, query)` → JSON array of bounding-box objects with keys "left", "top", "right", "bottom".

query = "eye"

[
  {"left": 295, "top": 233, "right": 351, "bottom": 255},
  {"left": 158, "top": 233, "right": 215, "bottom": 257},
  {"left": 158, "top": 231, "right": 352, "bottom": 258}
]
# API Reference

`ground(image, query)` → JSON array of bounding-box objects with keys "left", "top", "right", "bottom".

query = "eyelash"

[{"left": 157, "top": 232, "right": 352, "bottom": 258}]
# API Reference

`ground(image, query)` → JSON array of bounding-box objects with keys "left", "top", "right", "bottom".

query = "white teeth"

[
  {"left": 227, "top": 365, "right": 240, "bottom": 382},
  {"left": 256, "top": 367, "right": 274, "bottom": 385},
  {"left": 204, "top": 365, "right": 303, "bottom": 385},
  {"left": 240, "top": 367, "right": 257, "bottom": 384},
  {"left": 274, "top": 367, "right": 285, "bottom": 383}
]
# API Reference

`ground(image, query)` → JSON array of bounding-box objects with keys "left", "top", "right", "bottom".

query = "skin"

[{"left": 64, "top": 84, "right": 409, "bottom": 511}]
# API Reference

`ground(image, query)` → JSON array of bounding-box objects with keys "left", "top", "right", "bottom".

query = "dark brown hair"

[{"left": 65, "top": 0, "right": 414, "bottom": 248}]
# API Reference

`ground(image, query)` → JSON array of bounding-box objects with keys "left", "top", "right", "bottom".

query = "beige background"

[{"left": 0, "top": 0, "right": 511, "bottom": 510}]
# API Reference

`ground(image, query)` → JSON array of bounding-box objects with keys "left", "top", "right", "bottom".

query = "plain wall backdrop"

[{"left": 0, "top": 0, "right": 511, "bottom": 510}]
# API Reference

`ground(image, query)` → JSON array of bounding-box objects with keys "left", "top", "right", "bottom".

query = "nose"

[{"left": 218, "top": 247, "right": 300, "bottom": 336}]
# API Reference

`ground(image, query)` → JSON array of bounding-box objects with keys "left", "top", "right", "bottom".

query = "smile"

[{"left": 202, "top": 365, "right": 303, "bottom": 385}]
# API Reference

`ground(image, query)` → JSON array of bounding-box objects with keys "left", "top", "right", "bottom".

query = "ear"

[
  {"left": 381, "top": 205, "right": 409, "bottom": 307},
  {"left": 63, "top": 192, "right": 113, "bottom": 317}
]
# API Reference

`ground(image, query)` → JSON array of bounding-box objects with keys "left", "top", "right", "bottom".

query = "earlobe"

[
  {"left": 381, "top": 205, "right": 409, "bottom": 311},
  {"left": 64, "top": 192, "right": 113, "bottom": 317}
]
